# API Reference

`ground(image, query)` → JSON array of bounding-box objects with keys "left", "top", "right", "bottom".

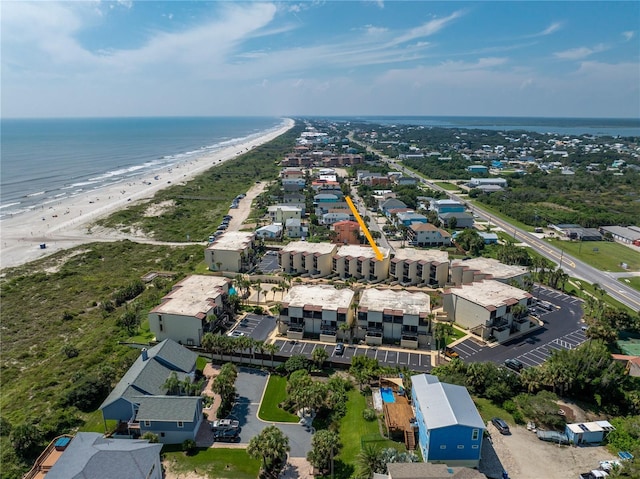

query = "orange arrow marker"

[{"left": 345, "top": 196, "right": 384, "bottom": 260}]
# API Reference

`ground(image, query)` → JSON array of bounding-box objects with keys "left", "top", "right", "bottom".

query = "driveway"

[{"left": 226, "top": 368, "right": 314, "bottom": 458}]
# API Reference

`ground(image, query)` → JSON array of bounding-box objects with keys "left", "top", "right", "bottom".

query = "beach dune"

[{"left": 0, "top": 119, "right": 294, "bottom": 270}]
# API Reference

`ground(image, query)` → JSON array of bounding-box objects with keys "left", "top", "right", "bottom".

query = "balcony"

[{"left": 365, "top": 332, "right": 383, "bottom": 346}]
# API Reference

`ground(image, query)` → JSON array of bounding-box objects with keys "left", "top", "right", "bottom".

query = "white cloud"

[
  {"left": 391, "top": 10, "right": 464, "bottom": 45},
  {"left": 538, "top": 22, "right": 562, "bottom": 36},
  {"left": 362, "top": 24, "right": 388, "bottom": 35},
  {"left": 622, "top": 31, "right": 635, "bottom": 41},
  {"left": 554, "top": 43, "right": 606, "bottom": 60}
]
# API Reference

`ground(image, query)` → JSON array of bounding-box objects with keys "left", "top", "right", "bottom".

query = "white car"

[{"left": 227, "top": 331, "right": 246, "bottom": 338}]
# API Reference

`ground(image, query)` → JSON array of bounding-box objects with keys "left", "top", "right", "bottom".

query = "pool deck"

[{"left": 383, "top": 394, "right": 414, "bottom": 433}]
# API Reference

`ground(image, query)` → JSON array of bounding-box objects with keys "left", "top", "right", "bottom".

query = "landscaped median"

[{"left": 257, "top": 374, "right": 300, "bottom": 422}]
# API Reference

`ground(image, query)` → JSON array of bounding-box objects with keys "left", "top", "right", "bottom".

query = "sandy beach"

[{"left": 0, "top": 118, "right": 294, "bottom": 271}]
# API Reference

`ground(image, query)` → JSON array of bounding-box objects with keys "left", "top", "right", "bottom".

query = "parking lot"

[
  {"left": 452, "top": 286, "right": 587, "bottom": 368},
  {"left": 256, "top": 251, "right": 280, "bottom": 273},
  {"left": 228, "top": 314, "right": 277, "bottom": 342},
  {"left": 273, "top": 339, "right": 433, "bottom": 372}
]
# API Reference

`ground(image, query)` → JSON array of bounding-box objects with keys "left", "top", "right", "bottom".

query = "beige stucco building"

[
  {"left": 390, "top": 249, "right": 449, "bottom": 287},
  {"left": 148, "top": 275, "right": 230, "bottom": 346},
  {"left": 278, "top": 241, "right": 337, "bottom": 277},
  {"left": 278, "top": 285, "right": 355, "bottom": 343},
  {"left": 449, "top": 257, "right": 529, "bottom": 287},
  {"left": 442, "top": 280, "right": 535, "bottom": 342},
  {"left": 204, "top": 231, "right": 256, "bottom": 272},
  {"left": 332, "top": 244, "right": 390, "bottom": 282},
  {"left": 357, "top": 289, "right": 432, "bottom": 349}
]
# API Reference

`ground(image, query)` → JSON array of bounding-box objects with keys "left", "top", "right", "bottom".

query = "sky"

[{"left": 2, "top": 1, "right": 639, "bottom": 119}]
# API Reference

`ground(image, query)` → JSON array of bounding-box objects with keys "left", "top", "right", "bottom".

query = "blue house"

[
  {"left": 136, "top": 396, "right": 204, "bottom": 444},
  {"left": 99, "top": 339, "right": 202, "bottom": 444},
  {"left": 467, "top": 165, "right": 488, "bottom": 174},
  {"left": 411, "top": 374, "right": 485, "bottom": 467},
  {"left": 431, "top": 199, "right": 465, "bottom": 215},
  {"left": 478, "top": 232, "right": 499, "bottom": 244},
  {"left": 396, "top": 212, "right": 428, "bottom": 227}
]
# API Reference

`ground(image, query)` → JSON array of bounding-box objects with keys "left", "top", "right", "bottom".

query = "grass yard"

[
  {"left": 473, "top": 397, "right": 514, "bottom": 425},
  {"left": 434, "top": 181, "right": 460, "bottom": 191},
  {"left": 546, "top": 239, "right": 640, "bottom": 272},
  {"left": 449, "top": 326, "right": 467, "bottom": 342},
  {"left": 163, "top": 447, "right": 260, "bottom": 479},
  {"left": 257, "top": 375, "right": 299, "bottom": 422},
  {"left": 467, "top": 200, "right": 533, "bottom": 232},
  {"left": 619, "top": 275, "right": 640, "bottom": 293}
]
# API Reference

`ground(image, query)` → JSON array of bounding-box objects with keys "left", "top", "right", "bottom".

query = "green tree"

[
  {"left": 311, "top": 347, "right": 329, "bottom": 370},
  {"left": 117, "top": 302, "right": 142, "bottom": 335},
  {"left": 247, "top": 425, "right": 290, "bottom": 479},
  {"left": 355, "top": 443, "right": 383, "bottom": 479},
  {"left": 350, "top": 356, "right": 379, "bottom": 390},
  {"left": 164, "top": 372, "right": 181, "bottom": 395},
  {"left": 307, "top": 429, "right": 341, "bottom": 473},
  {"left": 10, "top": 423, "right": 42, "bottom": 459}
]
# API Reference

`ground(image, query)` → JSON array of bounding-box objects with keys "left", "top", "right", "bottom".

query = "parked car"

[
  {"left": 210, "top": 419, "right": 240, "bottom": 432},
  {"left": 504, "top": 358, "right": 524, "bottom": 372},
  {"left": 213, "top": 429, "right": 240, "bottom": 442},
  {"left": 334, "top": 343, "right": 345, "bottom": 356},
  {"left": 492, "top": 417, "right": 510, "bottom": 435},
  {"left": 444, "top": 347, "right": 459, "bottom": 359},
  {"left": 227, "top": 331, "right": 246, "bottom": 338}
]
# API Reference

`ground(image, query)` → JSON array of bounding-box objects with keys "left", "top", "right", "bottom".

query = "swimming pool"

[
  {"left": 381, "top": 387, "right": 395, "bottom": 403},
  {"left": 229, "top": 286, "right": 237, "bottom": 296}
]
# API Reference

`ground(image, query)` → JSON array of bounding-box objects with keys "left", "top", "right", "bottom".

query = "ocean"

[
  {"left": 344, "top": 116, "right": 640, "bottom": 137},
  {"left": 0, "top": 117, "right": 285, "bottom": 219}
]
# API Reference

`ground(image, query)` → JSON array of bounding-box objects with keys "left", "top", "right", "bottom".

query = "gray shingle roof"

[
  {"left": 46, "top": 432, "right": 162, "bottom": 479},
  {"left": 100, "top": 339, "right": 196, "bottom": 410},
  {"left": 135, "top": 396, "right": 201, "bottom": 422},
  {"left": 412, "top": 374, "right": 485, "bottom": 430}
]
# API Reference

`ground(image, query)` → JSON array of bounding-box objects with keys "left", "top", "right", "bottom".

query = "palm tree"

[
  {"left": 201, "top": 332, "right": 216, "bottom": 363},
  {"left": 255, "top": 340, "right": 266, "bottom": 367},
  {"left": 355, "top": 443, "right": 383, "bottom": 479},
  {"left": 247, "top": 425, "right": 290, "bottom": 479},
  {"left": 311, "top": 347, "right": 329, "bottom": 370},
  {"left": 163, "top": 372, "right": 181, "bottom": 395},
  {"left": 264, "top": 343, "right": 280, "bottom": 367}
]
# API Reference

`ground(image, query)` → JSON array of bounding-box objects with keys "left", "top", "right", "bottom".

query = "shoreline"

[{"left": 0, "top": 118, "right": 295, "bottom": 271}]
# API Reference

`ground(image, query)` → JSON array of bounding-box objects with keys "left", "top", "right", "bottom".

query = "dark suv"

[
  {"left": 504, "top": 358, "right": 524, "bottom": 372},
  {"left": 492, "top": 417, "right": 510, "bottom": 435}
]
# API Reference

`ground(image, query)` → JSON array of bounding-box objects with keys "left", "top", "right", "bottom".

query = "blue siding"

[
  {"left": 140, "top": 418, "right": 201, "bottom": 444},
  {"left": 427, "top": 425, "right": 482, "bottom": 462},
  {"left": 101, "top": 398, "right": 136, "bottom": 422}
]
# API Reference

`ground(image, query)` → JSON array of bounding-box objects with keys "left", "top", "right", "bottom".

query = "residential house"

[
  {"left": 322, "top": 212, "right": 352, "bottom": 225},
  {"left": 411, "top": 374, "right": 485, "bottom": 467},
  {"left": 280, "top": 167, "right": 305, "bottom": 179},
  {"left": 285, "top": 218, "right": 306, "bottom": 238},
  {"left": 396, "top": 212, "right": 428, "bottom": 227},
  {"left": 204, "top": 231, "right": 256, "bottom": 273},
  {"left": 278, "top": 285, "right": 355, "bottom": 342},
  {"left": 282, "top": 178, "right": 306, "bottom": 192},
  {"left": 439, "top": 212, "right": 474, "bottom": 229},
  {"left": 282, "top": 192, "right": 306, "bottom": 205},
  {"left": 333, "top": 244, "right": 391, "bottom": 282},
  {"left": 25, "top": 433, "right": 163, "bottom": 479},
  {"left": 148, "top": 275, "right": 230, "bottom": 347},
  {"left": 99, "top": 339, "right": 202, "bottom": 444},
  {"left": 408, "top": 223, "right": 452, "bottom": 247},
  {"left": 333, "top": 220, "right": 360, "bottom": 245},
  {"left": 390, "top": 248, "right": 449, "bottom": 287},
  {"left": 395, "top": 176, "right": 417, "bottom": 186},
  {"left": 256, "top": 224, "right": 283, "bottom": 240},
  {"left": 467, "top": 165, "right": 489, "bottom": 174},
  {"left": 357, "top": 289, "right": 432, "bottom": 348},
  {"left": 565, "top": 421, "right": 615, "bottom": 445},
  {"left": 362, "top": 174, "right": 391, "bottom": 186},
  {"left": 478, "top": 232, "right": 499, "bottom": 244},
  {"left": 431, "top": 199, "right": 465, "bottom": 215},
  {"left": 136, "top": 396, "right": 204, "bottom": 444},
  {"left": 380, "top": 198, "right": 408, "bottom": 215},
  {"left": 442, "top": 280, "right": 535, "bottom": 342},
  {"left": 279, "top": 241, "right": 337, "bottom": 277},
  {"left": 468, "top": 177, "right": 508, "bottom": 188},
  {"left": 268, "top": 205, "right": 302, "bottom": 224},
  {"left": 387, "top": 207, "right": 414, "bottom": 220},
  {"left": 449, "top": 257, "right": 529, "bottom": 287},
  {"left": 386, "top": 463, "right": 486, "bottom": 479}
]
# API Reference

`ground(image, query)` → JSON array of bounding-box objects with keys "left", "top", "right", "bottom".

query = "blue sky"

[{"left": 2, "top": 1, "right": 639, "bottom": 118}]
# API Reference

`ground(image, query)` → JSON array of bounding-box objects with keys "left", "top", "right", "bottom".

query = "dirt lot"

[{"left": 487, "top": 421, "right": 618, "bottom": 479}]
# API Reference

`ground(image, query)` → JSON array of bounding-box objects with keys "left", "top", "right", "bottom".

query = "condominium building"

[
  {"left": 332, "top": 244, "right": 390, "bottom": 282},
  {"left": 442, "top": 280, "right": 535, "bottom": 342},
  {"left": 204, "top": 231, "right": 255, "bottom": 272},
  {"left": 278, "top": 241, "right": 337, "bottom": 277},
  {"left": 278, "top": 285, "right": 355, "bottom": 342},
  {"left": 408, "top": 223, "right": 452, "bottom": 247},
  {"left": 390, "top": 249, "right": 449, "bottom": 287},
  {"left": 450, "top": 257, "right": 529, "bottom": 287},
  {"left": 357, "top": 289, "right": 432, "bottom": 348}
]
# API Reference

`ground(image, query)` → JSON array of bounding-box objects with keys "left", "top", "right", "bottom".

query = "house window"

[
  {"left": 177, "top": 421, "right": 184, "bottom": 428},
  {"left": 472, "top": 445, "right": 479, "bottom": 449},
  {"left": 160, "top": 433, "right": 165, "bottom": 437},
  {"left": 472, "top": 428, "right": 479, "bottom": 441},
  {"left": 159, "top": 324, "right": 164, "bottom": 332},
  {"left": 440, "top": 445, "right": 446, "bottom": 449},
  {"left": 144, "top": 420, "right": 151, "bottom": 427},
  {"left": 457, "top": 445, "right": 464, "bottom": 449}
]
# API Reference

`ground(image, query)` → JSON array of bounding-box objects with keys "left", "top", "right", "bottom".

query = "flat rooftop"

[
  {"left": 452, "top": 257, "right": 527, "bottom": 279},
  {"left": 392, "top": 248, "right": 449, "bottom": 263},
  {"left": 208, "top": 231, "right": 254, "bottom": 251},
  {"left": 281, "top": 241, "right": 336, "bottom": 255},
  {"left": 360, "top": 288, "right": 431, "bottom": 316},
  {"left": 152, "top": 275, "right": 229, "bottom": 316},
  {"left": 447, "top": 280, "right": 531, "bottom": 309},
  {"left": 283, "top": 285, "right": 354, "bottom": 309},
  {"left": 336, "top": 244, "right": 390, "bottom": 260}
]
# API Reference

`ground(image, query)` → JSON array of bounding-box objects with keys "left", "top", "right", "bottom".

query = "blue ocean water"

[
  {"left": 345, "top": 116, "right": 640, "bottom": 137},
  {"left": 0, "top": 117, "right": 285, "bottom": 219}
]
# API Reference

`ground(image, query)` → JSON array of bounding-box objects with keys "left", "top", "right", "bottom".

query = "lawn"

[
  {"left": 546, "top": 239, "right": 640, "bottom": 272},
  {"left": 163, "top": 447, "right": 260, "bottom": 479},
  {"left": 619, "top": 275, "right": 640, "bottom": 293},
  {"left": 434, "top": 181, "right": 460, "bottom": 191},
  {"left": 449, "top": 326, "right": 467, "bottom": 343},
  {"left": 473, "top": 397, "right": 514, "bottom": 426},
  {"left": 257, "top": 375, "right": 299, "bottom": 422}
]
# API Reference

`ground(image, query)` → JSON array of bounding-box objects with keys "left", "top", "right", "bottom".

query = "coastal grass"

[
  {"left": 619, "top": 276, "right": 640, "bottom": 293},
  {"left": 0, "top": 241, "right": 203, "bottom": 478},
  {"left": 467, "top": 200, "right": 534, "bottom": 232},
  {"left": 434, "top": 181, "right": 460, "bottom": 191},
  {"left": 545, "top": 238, "right": 640, "bottom": 272},
  {"left": 257, "top": 375, "right": 299, "bottom": 422},
  {"left": 95, "top": 124, "right": 304, "bottom": 242},
  {"left": 473, "top": 397, "right": 514, "bottom": 425},
  {"left": 163, "top": 447, "right": 260, "bottom": 479}
]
